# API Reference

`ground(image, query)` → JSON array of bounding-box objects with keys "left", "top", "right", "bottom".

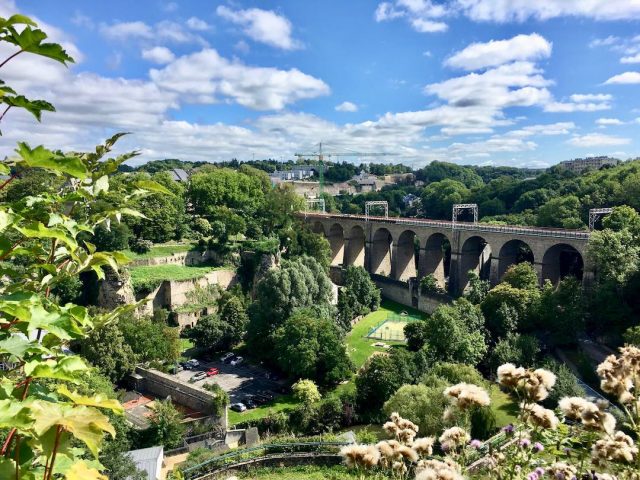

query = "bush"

[
  {"left": 203, "top": 383, "right": 230, "bottom": 416},
  {"left": 130, "top": 238, "right": 153, "bottom": 254},
  {"left": 420, "top": 274, "right": 445, "bottom": 294},
  {"left": 540, "top": 358, "right": 585, "bottom": 409},
  {"left": 193, "top": 217, "right": 212, "bottom": 236}
]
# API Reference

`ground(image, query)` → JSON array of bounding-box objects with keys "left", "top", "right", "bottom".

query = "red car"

[{"left": 205, "top": 368, "right": 219, "bottom": 377}]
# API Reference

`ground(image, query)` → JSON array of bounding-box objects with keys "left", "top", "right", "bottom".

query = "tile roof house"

[{"left": 169, "top": 168, "right": 189, "bottom": 182}]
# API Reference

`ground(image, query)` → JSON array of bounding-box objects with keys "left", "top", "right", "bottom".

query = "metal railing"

[
  {"left": 302, "top": 212, "right": 591, "bottom": 240},
  {"left": 182, "top": 441, "right": 350, "bottom": 479}
]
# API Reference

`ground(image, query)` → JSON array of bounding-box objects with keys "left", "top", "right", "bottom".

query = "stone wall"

[
  {"left": 371, "top": 274, "right": 414, "bottom": 307},
  {"left": 130, "top": 249, "right": 221, "bottom": 267},
  {"left": 134, "top": 367, "right": 227, "bottom": 428},
  {"left": 417, "top": 291, "right": 451, "bottom": 314}
]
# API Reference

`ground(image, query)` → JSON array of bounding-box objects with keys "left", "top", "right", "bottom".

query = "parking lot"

[{"left": 175, "top": 357, "right": 286, "bottom": 404}]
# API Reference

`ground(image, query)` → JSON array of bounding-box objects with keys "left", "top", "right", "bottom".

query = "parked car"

[
  {"left": 230, "top": 403, "right": 247, "bottom": 412},
  {"left": 186, "top": 359, "right": 200, "bottom": 368},
  {"left": 244, "top": 397, "right": 257, "bottom": 409},
  {"left": 230, "top": 356, "right": 244, "bottom": 366},
  {"left": 170, "top": 364, "right": 184, "bottom": 374},
  {"left": 223, "top": 354, "right": 236, "bottom": 364},
  {"left": 220, "top": 352, "right": 234, "bottom": 362},
  {"left": 205, "top": 367, "right": 219, "bottom": 377},
  {"left": 189, "top": 372, "right": 206, "bottom": 383}
]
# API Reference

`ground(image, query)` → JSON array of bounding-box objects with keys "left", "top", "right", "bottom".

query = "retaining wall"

[
  {"left": 370, "top": 274, "right": 450, "bottom": 314},
  {"left": 130, "top": 249, "right": 222, "bottom": 267}
]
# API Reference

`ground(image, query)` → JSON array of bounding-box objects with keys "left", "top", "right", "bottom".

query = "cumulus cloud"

[
  {"left": 506, "top": 122, "right": 575, "bottom": 137},
  {"left": 149, "top": 49, "right": 330, "bottom": 110},
  {"left": 604, "top": 72, "right": 640, "bottom": 84},
  {"left": 100, "top": 20, "right": 207, "bottom": 46},
  {"left": 545, "top": 93, "right": 612, "bottom": 112},
  {"left": 567, "top": 133, "right": 631, "bottom": 147},
  {"left": 335, "top": 101, "right": 358, "bottom": 112},
  {"left": 141, "top": 46, "right": 175, "bottom": 64},
  {"left": 596, "top": 118, "right": 623, "bottom": 126},
  {"left": 216, "top": 6, "right": 301, "bottom": 50},
  {"left": 621, "top": 54, "right": 640, "bottom": 64},
  {"left": 186, "top": 17, "right": 210, "bottom": 31},
  {"left": 375, "top": 1, "right": 640, "bottom": 34},
  {"left": 445, "top": 33, "right": 552, "bottom": 71}
]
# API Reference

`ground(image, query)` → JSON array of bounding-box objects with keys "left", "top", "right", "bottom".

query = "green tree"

[
  {"left": 465, "top": 271, "right": 490, "bottom": 304},
  {"left": 487, "top": 333, "right": 540, "bottom": 374},
  {"left": 502, "top": 262, "right": 539, "bottom": 290},
  {"left": 247, "top": 256, "right": 334, "bottom": 356},
  {"left": 92, "top": 222, "right": 131, "bottom": 252},
  {"left": 423, "top": 299, "right": 488, "bottom": 365},
  {"left": 336, "top": 266, "right": 381, "bottom": 330},
  {"left": 481, "top": 281, "right": 540, "bottom": 335},
  {"left": 537, "top": 195, "right": 584, "bottom": 229},
  {"left": 539, "top": 278, "right": 584, "bottom": 346},
  {"left": 120, "top": 314, "right": 181, "bottom": 364},
  {"left": 623, "top": 326, "right": 640, "bottom": 346},
  {"left": 355, "top": 350, "right": 414, "bottom": 416},
  {"left": 420, "top": 179, "right": 470, "bottom": 219},
  {"left": 145, "top": 399, "right": 185, "bottom": 449},
  {"left": 383, "top": 382, "right": 450, "bottom": 436},
  {"left": 292, "top": 379, "right": 322, "bottom": 404},
  {"left": 272, "top": 309, "right": 352, "bottom": 386},
  {"left": 80, "top": 322, "right": 138, "bottom": 383},
  {"left": 284, "top": 222, "right": 332, "bottom": 269}
]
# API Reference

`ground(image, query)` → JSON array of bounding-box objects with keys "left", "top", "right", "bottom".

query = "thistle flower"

[
  {"left": 497, "top": 363, "right": 526, "bottom": 389},
  {"left": 398, "top": 427, "right": 417, "bottom": 445},
  {"left": 444, "top": 383, "right": 491, "bottom": 410},
  {"left": 340, "top": 444, "right": 380, "bottom": 469},
  {"left": 520, "top": 402, "right": 559, "bottom": 430},
  {"left": 383, "top": 420, "right": 399, "bottom": 437},
  {"left": 533, "top": 442, "right": 544, "bottom": 453},
  {"left": 579, "top": 402, "right": 616, "bottom": 434},
  {"left": 415, "top": 459, "right": 463, "bottom": 480},
  {"left": 558, "top": 396, "right": 592, "bottom": 420},
  {"left": 591, "top": 430, "right": 638, "bottom": 465},
  {"left": 376, "top": 439, "right": 402, "bottom": 462},
  {"left": 392, "top": 460, "right": 407, "bottom": 475},
  {"left": 439, "top": 426, "right": 470, "bottom": 452},
  {"left": 597, "top": 353, "right": 633, "bottom": 398},
  {"left": 398, "top": 444, "right": 419, "bottom": 462},
  {"left": 545, "top": 461, "right": 577, "bottom": 479},
  {"left": 412, "top": 437, "right": 435, "bottom": 456},
  {"left": 469, "top": 439, "right": 482, "bottom": 449}
]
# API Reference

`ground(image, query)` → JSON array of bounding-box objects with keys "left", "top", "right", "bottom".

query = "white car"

[
  {"left": 230, "top": 403, "right": 247, "bottom": 412},
  {"left": 230, "top": 356, "right": 244, "bottom": 366},
  {"left": 220, "top": 352, "right": 234, "bottom": 362},
  {"left": 186, "top": 359, "right": 200, "bottom": 368}
]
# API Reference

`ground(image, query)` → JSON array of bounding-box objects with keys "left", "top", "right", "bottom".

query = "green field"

[
  {"left": 234, "top": 465, "right": 366, "bottom": 479},
  {"left": 122, "top": 243, "right": 196, "bottom": 260},
  {"left": 228, "top": 394, "right": 299, "bottom": 426},
  {"left": 129, "top": 264, "right": 218, "bottom": 287}
]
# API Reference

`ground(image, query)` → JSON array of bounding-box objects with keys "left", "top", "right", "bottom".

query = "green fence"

[{"left": 182, "top": 441, "right": 350, "bottom": 479}]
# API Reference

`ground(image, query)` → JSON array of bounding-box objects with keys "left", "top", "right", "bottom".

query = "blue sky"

[{"left": 2, "top": 0, "right": 640, "bottom": 167}]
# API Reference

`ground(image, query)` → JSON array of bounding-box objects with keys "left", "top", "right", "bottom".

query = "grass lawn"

[
  {"left": 228, "top": 394, "right": 299, "bottom": 426},
  {"left": 129, "top": 264, "right": 218, "bottom": 287},
  {"left": 489, "top": 385, "right": 519, "bottom": 427},
  {"left": 345, "top": 299, "right": 420, "bottom": 368},
  {"left": 122, "top": 243, "right": 196, "bottom": 260},
  {"left": 236, "top": 466, "right": 364, "bottom": 479}
]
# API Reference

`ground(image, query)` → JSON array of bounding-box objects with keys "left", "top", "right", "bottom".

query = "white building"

[
  {"left": 559, "top": 157, "right": 618, "bottom": 173},
  {"left": 128, "top": 446, "right": 163, "bottom": 480}
]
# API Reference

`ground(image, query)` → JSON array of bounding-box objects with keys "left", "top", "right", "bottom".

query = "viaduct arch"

[{"left": 303, "top": 213, "right": 592, "bottom": 297}]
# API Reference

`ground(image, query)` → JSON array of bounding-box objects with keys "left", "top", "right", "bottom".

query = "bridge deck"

[{"left": 303, "top": 212, "right": 590, "bottom": 240}]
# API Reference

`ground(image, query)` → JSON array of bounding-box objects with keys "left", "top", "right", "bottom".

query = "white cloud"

[
  {"left": 335, "top": 101, "right": 358, "bottom": 112},
  {"left": 186, "top": 17, "right": 210, "bottom": 31},
  {"left": 506, "top": 122, "right": 575, "bottom": 137},
  {"left": 455, "top": 0, "right": 640, "bottom": 22},
  {"left": 374, "top": 0, "right": 449, "bottom": 33},
  {"left": 445, "top": 33, "right": 552, "bottom": 71},
  {"left": 234, "top": 40, "right": 251, "bottom": 54},
  {"left": 621, "top": 54, "right": 640, "bottom": 64},
  {"left": 545, "top": 93, "right": 612, "bottom": 112},
  {"left": 100, "top": 20, "right": 207, "bottom": 46},
  {"left": 216, "top": 6, "right": 301, "bottom": 50},
  {"left": 149, "top": 49, "right": 330, "bottom": 110},
  {"left": 604, "top": 72, "right": 640, "bottom": 84},
  {"left": 71, "top": 12, "right": 94, "bottom": 29},
  {"left": 423, "top": 50, "right": 432, "bottom": 57},
  {"left": 567, "top": 133, "right": 631, "bottom": 147},
  {"left": 141, "top": 46, "right": 175, "bottom": 64},
  {"left": 596, "top": 118, "right": 623, "bottom": 126},
  {"left": 99, "top": 21, "right": 153, "bottom": 40}
]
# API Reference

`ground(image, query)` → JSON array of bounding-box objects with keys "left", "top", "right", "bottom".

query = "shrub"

[{"left": 130, "top": 238, "right": 153, "bottom": 254}]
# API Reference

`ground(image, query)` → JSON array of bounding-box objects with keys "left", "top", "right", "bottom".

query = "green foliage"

[
  {"left": 465, "top": 271, "right": 490, "bottom": 304},
  {"left": 488, "top": 333, "right": 540, "bottom": 374},
  {"left": 539, "top": 278, "right": 584, "bottom": 346},
  {"left": 422, "top": 299, "right": 488, "bottom": 366},
  {"left": 536, "top": 195, "right": 583, "bottom": 228},
  {"left": 426, "top": 362, "right": 487, "bottom": 387},
  {"left": 129, "top": 264, "right": 219, "bottom": 296},
  {"left": 130, "top": 238, "right": 153, "bottom": 254},
  {"left": 355, "top": 350, "right": 415, "bottom": 417},
  {"left": 337, "top": 266, "right": 381, "bottom": 331},
  {"left": 416, "top": 161, "right": 484, "bottom": 189},
  {"left": 481, "top": 279, "right": 540, "bottom": 336},
  {"left": 420, "top": 179, "right": 470, "bottom": 219},
  {"left": 420, "top": 274, "right": 445, "bottom": 295},
  {"left": 623, "top": 325, "right": 640, "bottom": 346},
  {"left": 203, "top": 383, "right": 230, "bottom": 416},
  {"left": 0, "top": 13, "right": 172, "bottom": 476},
  {"left": 540, "top": 358, "right": 585, "bottom": 409},
  {"left": 405, "top": 320, "right": 429, "bottom": 351},
  {"left": 502, "top": 262, "right": 539, "bottom": 290},
  {"left": 272, "top": 308, "right": 352, "bottom": 386},
  {"left": 284, "top": 222, "right": 331, "bottom": 269},
  {"left": 119, "top": 313, "right": 181, "bottom": 364},
  {"left": 189, "top": 295, "right": 247, "bottom": 352},
  {"left": 143, "top": 399, "right": 185, "bottom": 449},
  {"left": 92, "top": 222, "right": 131, "bottom": 252},
  {"left": 247, "top": 256, "right": 334, "bottom": 357},
  {"left": 292, "top": 379, "right": 322, "bottom": 404},
  {"left": 80, "top": 322, "right": 137, "bottom": 383},
  {"left": 383, "top": 382, "right": 450, "bottom": 436}
]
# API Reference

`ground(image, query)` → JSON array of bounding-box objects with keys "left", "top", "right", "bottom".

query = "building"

[
  {"left": 128, "top": 446, "right": 163, "bottom": 480},
  {"left": 169, "top": 168, "right": 189, "bottom": 182},
  {"left": 269, "top": 165, "right": 317, "bottom": 182},
  {"left": 352, "top": 171, "right": 379, "bottom": 192},
  {"left": 558, "top": 157, "right": 618, "bottom": 173}
]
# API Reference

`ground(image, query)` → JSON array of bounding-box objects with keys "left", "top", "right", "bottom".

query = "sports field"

[{"left": 365, "top": 310, "right": 423, "bottom": 342}]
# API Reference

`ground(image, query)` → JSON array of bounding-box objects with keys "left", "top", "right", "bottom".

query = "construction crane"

[{"left": 294, "top": 142, "right": 396, "bottom": 198}]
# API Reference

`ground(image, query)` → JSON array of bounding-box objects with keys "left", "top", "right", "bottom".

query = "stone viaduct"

[{"left": 303, "top": 213, "right": 592, "bottom": 297}]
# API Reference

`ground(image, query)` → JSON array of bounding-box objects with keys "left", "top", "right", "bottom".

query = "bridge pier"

[
  {"left": 448, "top": 251, "right": 462, "bottom": 296},
  {"left": 489, "top": 257, "right": 501, "bottom": 286},
  {"left": 390, "top": 242, "right": 399, "bottom": 279}
]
